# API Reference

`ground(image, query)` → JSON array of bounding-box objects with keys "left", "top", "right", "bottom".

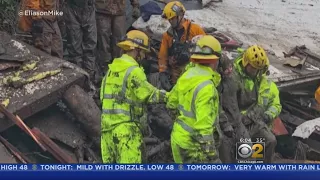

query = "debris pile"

[{"left": 0, "top": 31, "right": 94, "bottom": 163}]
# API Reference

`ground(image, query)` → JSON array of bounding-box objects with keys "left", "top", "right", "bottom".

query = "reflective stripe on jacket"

[
  {"left": 100, "top": 54, "right": 166, "bottom": 132},
  {"left": 258, "top": 79, "right": 282, "bottom": 120},
  {"left": 167, "top": 63, "right": 221, "bottom": 149}
]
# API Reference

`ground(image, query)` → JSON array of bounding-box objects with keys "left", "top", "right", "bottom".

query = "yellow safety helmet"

[
  {"left": 191, "top": 35, "right": 204, "bottom": 44},
  {"left": 242, "top": 45, "right": 269, "bottom": 70},
  {"left": 162, "top": 1, "right": 186, "bottom": 20},
  {"left": 190, "top": 35, "right": 222, "bottom": 62},
  {"left": 117, "top": 30, "right": 150, "bottom": 52}
]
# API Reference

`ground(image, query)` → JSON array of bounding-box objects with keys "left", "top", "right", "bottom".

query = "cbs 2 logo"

[{"left": 238, "top": 143, "right": 264, "bottom": 159}]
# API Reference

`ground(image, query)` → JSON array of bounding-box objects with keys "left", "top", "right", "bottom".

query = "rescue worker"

[
  {"left": 95, "top": 0, "right": 140, "bottom": 71},
  {"left": 159, "top": 1, "right": 206, "bottom": 90},
  {"left": 19, "top": 0, "right": 63, "bottom": 58},
  {"left": 166, "top": 35, "right": 222, "bottom": 163},
  {"left": 221, "top": 45, "right": 279, "bottom": 163},
  {"left": 65, "top": 0, "right": 98, "bottom": 82},
  {"left": 100, "top": 30, "right": 167, "bottom": 163}
]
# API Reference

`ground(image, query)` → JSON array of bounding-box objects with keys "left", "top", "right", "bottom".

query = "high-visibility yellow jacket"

[
  {"left": 258, "top": 78, "right": 282, "bottom": 121},
  {"left": 100, "top": 54, "right": 166, "bottom": 132},
  {"left": 167, "top": 63, "right": 221, "bottom": 149},
  {"left": 229, "top": 57, "right": 281, "bottom": 123}
]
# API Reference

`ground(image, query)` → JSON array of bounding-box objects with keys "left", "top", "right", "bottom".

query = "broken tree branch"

[{"left": 0, "top": 135, "right": 32, "bottom": 163}]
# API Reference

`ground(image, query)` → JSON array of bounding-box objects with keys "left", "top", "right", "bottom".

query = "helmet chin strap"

[
  {"left": 173, "top": 15, "right": 184, "bottom": 29},
  {"left": 136, "top": 49, "right": 143, "bottom": 63}
]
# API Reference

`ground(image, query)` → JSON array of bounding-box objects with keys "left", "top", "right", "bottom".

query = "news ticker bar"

[{"left": 0, "top": 164, "right": 320, "bottom": 171}]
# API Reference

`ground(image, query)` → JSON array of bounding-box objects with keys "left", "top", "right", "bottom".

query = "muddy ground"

[
  {"left": 184, "top": 0, "right": 320, "bottom": 57},
  {"left": 132, "top": 0, "right": 320, "bottom": 58}
]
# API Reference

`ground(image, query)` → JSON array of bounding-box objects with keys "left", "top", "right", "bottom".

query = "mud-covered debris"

[
  {"left": 84, "top": 147, "right": 101, "bottom": 163},
  {"left": 144, "top": 137, "right": 160, "bottom": 145},
  {"left": 0, "top": 62, "right": 20, "bottom": 71},
  {"left": 10, "top": 40, "right": 30, "bottom": 56},
  {"left": 32, "top": 127, "right": 77, "bottom": 163},
  {"left": 21, "top": 61, "right": 38, "bottom": 71},
  {"left": 75, "top": 147, "right": 84, "bottom": 163},
  {"left": 0, "top": 135, "right": 31, "bottom": 163},
  {"left": 292, "top": 117, "right": 320, "bottom": 139},
  {"left": 27, "top": 105, "right": 86, "bottom": 149},
  {"left": 4, "top": 69, "right": 61, "bottom": 88},
  {"left": 63, "top": 85, "right": 101, "bottom": 148},
  {"left": 1, "top": 99, "right": 9, "bottom": 107},
  {"left": 147, "top": 141, "right": 170, "bottom": 158},
  {"left": 0, "top": 105, "right": 47, "bottom": 151}
]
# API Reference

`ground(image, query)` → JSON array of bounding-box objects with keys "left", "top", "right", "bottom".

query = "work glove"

[
  {"left": 31, "top": 19, "right": 44, "bottom": 34},
  {"left": 246, "top": 105, "right": 265, "bottom": 121},
  {"left": 241, "top": 115, "right": 253, "bottom": 126},
  {"left": 159, "top": 72, "right": 173, "bottom": 91},
  {"left": 263, "top": 113, "right": 273, "bottom": 125},
  {"left": 132, "top": 6, "right": 140, "bottom": 19},
  {"left": 195, "top": 135, "right": 219, "bottom": 161},
  {"left": 222, "top": 125, "right": 234, "bottom": 138}
]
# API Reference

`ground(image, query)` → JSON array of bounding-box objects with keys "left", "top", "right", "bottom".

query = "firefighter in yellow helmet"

[
  {"left": 158, "top": 1, "right": 206, "bottom": 90},
  {"left": 166, "top": 35, "right": 222, "bottom": 163},
  {"left": 221, "top": 45, "right": 278, "bottom": 163},
  {"left": 100, "top": 30, "right": 167, "bottom": 163}
]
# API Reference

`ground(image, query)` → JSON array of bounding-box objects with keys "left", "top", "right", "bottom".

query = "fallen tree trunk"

[{"left": 63, "top": 85, "right": 101, "bottom": 148}]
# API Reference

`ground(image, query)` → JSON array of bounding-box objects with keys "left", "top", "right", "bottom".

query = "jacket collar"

[
  {"left": 120, "top": 54, "right": 139, "bottom": 66},
  {"left": 187, "top": 63, "right": 221, "bottom": 87}
]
